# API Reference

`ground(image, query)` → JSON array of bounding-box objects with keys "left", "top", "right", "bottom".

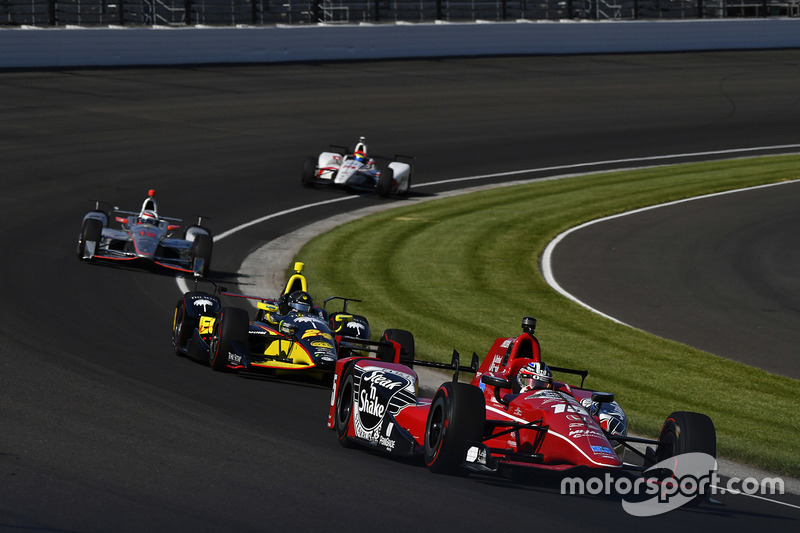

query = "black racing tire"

[
  {"left": 191, "top": 233, "right": 213, "bottom": 278},
  {"left": 77, "top": 218, "right": 103, "bottom": 259},
  {"left": 377, "top": 167, "right": 394, "bottom": 197},
  {"left": 172, "top": 300, "right": 190, "bottom": 356},
  {"left": 655, "top": 411, "right": 717, "bottom": 463},
  {"left": 423, "top": 382, "right": 486, "bottom": 474},
  {"left": 208, "top": 306, "right": 250, "bottom": 372},
  {"left": 380, "top": 329, "right": 415, "bottom": 365},
  {"left": 302, "top": 157, "right": 317, "bottom": 188},
  {"left": 334, "top": 371, "right": 356, "bottom": 448}
]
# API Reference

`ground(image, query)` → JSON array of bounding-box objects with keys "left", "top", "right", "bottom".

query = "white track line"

[{"left": 540, "top": 181, "right": 799, "bottom": 327}]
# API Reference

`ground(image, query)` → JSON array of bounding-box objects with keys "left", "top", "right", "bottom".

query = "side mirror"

[
  {"left": 481, "top": 374, "right": 514, "bottom": 406},
  {"left": 332, "top": 314, "right": 354, "bottom": 333},
  {"left": 257, "top": 301, "right": 279, "bottom": 313},
  {"left": 591, "top": 392, "right": 615, "bottom": 405}
]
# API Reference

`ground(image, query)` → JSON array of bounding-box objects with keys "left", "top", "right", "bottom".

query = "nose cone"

[{"left": 134, "top": 233, "right": 159, "bottom": 257}]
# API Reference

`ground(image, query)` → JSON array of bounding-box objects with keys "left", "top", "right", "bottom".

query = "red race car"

[{"left": 329, "top": 317, "right": 716, "bottom": 476}]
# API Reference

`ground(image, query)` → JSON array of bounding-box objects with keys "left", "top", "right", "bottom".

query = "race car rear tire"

[
  {"left": 334, "top": 372, "right": 356, "bottom": 448},
  {"left": 302, "top": 157, "right": 317, "bottom": 188},
  {"left": 655, "top": 411, "right": 716, "bottom": 462},
  {"left": 380, "top": 329, "right": 415, "bottom": 365},
  {"left": 208, "top": 306, "right": 249, "bottom": 372},
  {"left": 191, "top": 233, "right": 213, "bottom": 278},
  {"left": 377, "top": 167, "right": 394, "bottom": 197},
  {"left": 77, "top": 218, "right": 103, "bottom": 259},
  {"left": 423, "top": 382, "right": 485, "bottom": 475}
]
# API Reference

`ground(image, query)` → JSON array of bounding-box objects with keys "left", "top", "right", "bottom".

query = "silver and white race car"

[
  {"left": 76, "top": 189, "right": 213, "bottom": 277},
  {"left": 302, "top": 137, "right": 413, "bottom": 197}
]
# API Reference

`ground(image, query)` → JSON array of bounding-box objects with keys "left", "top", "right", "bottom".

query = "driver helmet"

[
  {"left": 140, "top": 210, "right": 158, "bottom": 225},
  {"left": 287, "top": 291, "right": 313, "bottom": 314},
  {"left": 353, "top": 150, "right": 367, "bottom": 163},
  {"left": 517, "top": 362, "right": 553, "bottom": 392}
]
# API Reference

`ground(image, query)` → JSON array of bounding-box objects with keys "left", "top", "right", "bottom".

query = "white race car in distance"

[{"left": 302, "top": 137, "right": 413, "bottom": 197}]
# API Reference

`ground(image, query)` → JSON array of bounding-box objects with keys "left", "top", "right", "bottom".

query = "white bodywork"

[{"left": 310, "top": 137, "right": 412, "bottom": 196}]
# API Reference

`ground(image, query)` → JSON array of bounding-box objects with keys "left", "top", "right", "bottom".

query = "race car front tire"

[
  {"left": 423, "top": 382, "right": 485, "bottom": 475},
  {"left": 191, "top": 233, "right": 213, "bottom": 278},
  {"left": 655, "top": 411, "right": 716, "bottom": 462},
  {"left": 334, "top": 371, "right": 356, "bottom": 448},
  {"left": 77, "top": 218, "right": 103, "bottom": 259},
  {"left": 302, "top": 157, "right": 317, "bottom": 188},
  {"left": 208, "top": 306, "right": 249, "bottom": 372},
  {"left": 377, "top": 167, "right": 394, "bottom": 197},
  {"left": 172, "top": 300, "right": 189, "bottom": 356}
]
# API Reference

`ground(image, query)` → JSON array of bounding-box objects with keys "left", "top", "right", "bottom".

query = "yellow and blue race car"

[{"left": 172, "top": 263, "right": 385, "bottom": 380}]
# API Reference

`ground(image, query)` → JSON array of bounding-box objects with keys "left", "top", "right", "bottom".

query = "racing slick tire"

[
  {"left": 377, "top": 167, "right": 394, "bottom": 197},
  {"left": 655, "top": 411, "right": 716, "bottom": 461},
  {"left": 380, "top": 329, "right": 415, "bottom": 366},
  {"left": 208, "top": 306, "right": 250, "bottom": 372},
  {"left": 424, "top": 382, "right": 486, "bottom": 475},
  {"left": 302, "top": 157, "right": 317, "bottom": 188},
  {"left": 172, "top": 300, "right": 190, "bottom": 356},
  {"left": 77, "top": 217, "right": 103, "bottom": 259},
  {"left": 334, "top": 371, "right": 357, "bottom": 448},
  {"left": 653, "top": 411, "right": 716, "bottom": 504},
  {"left": 191, "top": 233, "right": 213, "bottom": 278}
]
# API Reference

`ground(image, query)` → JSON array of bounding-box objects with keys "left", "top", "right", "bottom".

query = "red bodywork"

[
  {"left": 329, "top": 331, "right": 623, "bottom": 472},
  {"left": 468, "top": 332, "right": 622, "bottom": 471}
]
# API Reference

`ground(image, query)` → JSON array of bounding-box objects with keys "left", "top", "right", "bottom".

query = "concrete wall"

[{"left": 2, "top": 19, "right": 800, "bottom": 68}]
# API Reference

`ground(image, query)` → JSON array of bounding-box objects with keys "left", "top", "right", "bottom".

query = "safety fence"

[{"left": 2, "top": 0, "right": 799, "bottom": 26}]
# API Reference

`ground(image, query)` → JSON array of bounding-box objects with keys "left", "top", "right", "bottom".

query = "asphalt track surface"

[{"left": 2, "top": 52, "right": 800, "bottom": 531}]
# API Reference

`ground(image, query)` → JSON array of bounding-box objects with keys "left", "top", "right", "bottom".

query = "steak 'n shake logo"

[{"left": 353, "top": 368, "right": 412, "bottom": 442}]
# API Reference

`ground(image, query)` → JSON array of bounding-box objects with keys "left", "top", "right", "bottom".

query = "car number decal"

[{"left": 199, "top": 316, "right": 216, "bottom": 335}]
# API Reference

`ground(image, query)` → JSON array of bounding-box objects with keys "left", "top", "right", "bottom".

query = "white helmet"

[{"left": 517, "top": 362, "right": 552, "bottom": 392}]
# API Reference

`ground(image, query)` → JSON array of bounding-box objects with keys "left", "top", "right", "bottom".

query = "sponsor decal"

[
  {"left": 466, "top": 445, "right": 489, "bottom": 465},
  {"left": 345, "top": 320, "right": 366, "bottom": 335},
  {"left": 488, "top": 354, "right": 504, "bottom": 372},
  {"left": 301, "top": 329, "right": 333, "bottom": 341},
  {"left": 590, "top": 445, "right": 615, "bottom": 455},
  {"left": 294, "top": 316, "right": 326, "bottom": 327},
  {"left": 362, "top": 370, "right": 406, "bottom": 390},
  {"left": 568, "top": 428, "right": 604, "bottom": 439},
  {"left": 353, "top": 368, "right": 413, "bottom": 443},
  {"left": 500, "top": 339, "right": 513, "bottom": 348},
  {"left": 192, "top": 297, "right": 215, "bottom": 312},
  {"left": 379, "top": 436, "right": 396, "bottom": 450},
  {"left": 311, "top": 341, "right": 334, "bottom": 349},
  {"left": 227, "top": 352, "right": 242, "bottom": 365}
]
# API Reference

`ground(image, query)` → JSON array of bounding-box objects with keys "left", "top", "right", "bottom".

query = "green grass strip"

[{"left": 297, "top": 155, "right": 800, "bottom": 477}]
